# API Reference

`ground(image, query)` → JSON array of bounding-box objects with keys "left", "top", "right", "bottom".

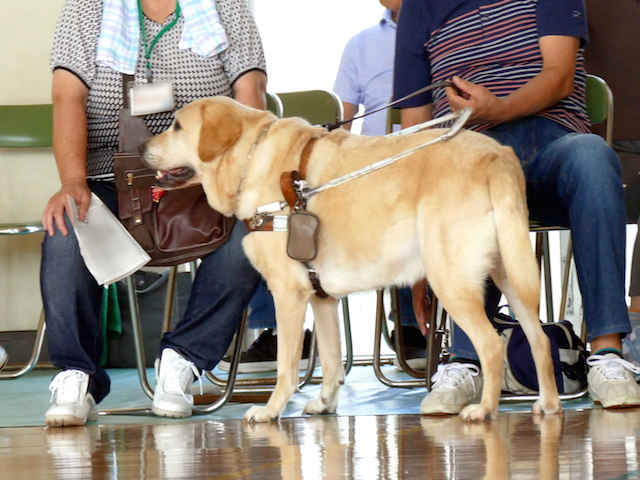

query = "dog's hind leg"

[
  {"left": 486, "top": 146, "right": 560, "bottom": 415},
  {"left": 244, "top": 286, "right": 309, "bottom": 423},
  {"left": 419, "top": 216, "right": 503, "bottom": 422},
  {"left": 490, "top": 263, "right": 561, "bottom": 416},
  {"left": 303, "top": 295, "right": 344, "bottom": 415}
]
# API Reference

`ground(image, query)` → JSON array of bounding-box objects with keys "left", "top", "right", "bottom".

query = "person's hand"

[
  {"left": 446, "top": 76, "right": 505, "bottom": 124},
  {"left": 42, "top": 180, "right": 91, "bottom": 237}
]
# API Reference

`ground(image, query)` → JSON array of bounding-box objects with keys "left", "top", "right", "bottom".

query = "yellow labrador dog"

[{"left": 143, "top": 96, "right": 561, "bottom": 423}]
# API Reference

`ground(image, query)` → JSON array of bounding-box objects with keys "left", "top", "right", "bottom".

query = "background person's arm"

[
  {"left": 42, "top": 69, "right": 90, "bottom": 236},
  {"left": 232, "top": 69, "right": 267, "bottom": 110},
  {"left": 340, "top": 101, "right": 359, "bottom": 131},
  {"left": 446, "top": 35, "right": 580, "bottom": 125}
]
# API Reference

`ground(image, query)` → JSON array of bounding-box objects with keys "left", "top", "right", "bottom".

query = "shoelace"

[
  {"left": 430, "top": 363, "right": 481, "bottom": 393},
  {"left": 587, "top": 354, "right": 640, "bottom": 380},
  {"left": 161, "top": 357, "right": 203, "bottom": 402},
  {"left": 49, "top": 370, "right": 87, "bottom": 403}
]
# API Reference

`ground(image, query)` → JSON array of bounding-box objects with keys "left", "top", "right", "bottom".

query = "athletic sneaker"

[
  {"left": 421, "top": 362, "right": 482, "bottom": 415},
  {"left": 0, "top": 345, "right": 7, "bottom": 370},
  {"left": 390, "top": 326, "right": 428, "bottom": 371},
  {"left": 152, "top": 348, "right": 202, "bottom": 418},
  {"left": 587, "top": 353, "right": 640, "bottom": 408},
  {"left": 45, "top": 370, "right": 95, "bottom": 427},
  {"left": 218, "top": 328, "right": 313, "bottom": 373}
]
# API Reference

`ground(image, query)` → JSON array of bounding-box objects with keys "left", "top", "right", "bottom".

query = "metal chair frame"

[{"left": 0, "top": 104, "right": 53, "bottom": 379}]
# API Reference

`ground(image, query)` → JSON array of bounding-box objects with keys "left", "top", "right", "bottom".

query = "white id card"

[{"left": 129, "top": 81, "right": 175, "bottom": 116}]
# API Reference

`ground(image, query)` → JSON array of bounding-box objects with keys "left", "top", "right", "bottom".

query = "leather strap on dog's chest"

[{"left": 280, "top": 137, "right": 319, "bottom": 211}]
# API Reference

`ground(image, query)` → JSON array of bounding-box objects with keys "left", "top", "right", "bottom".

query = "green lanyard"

[{"left": 137, "top": 0, "right": 181, "bottom": 81}]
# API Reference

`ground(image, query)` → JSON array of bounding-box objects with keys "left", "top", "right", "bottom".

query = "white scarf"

[{"left": 96, "top": 0, "right": 228, "bottom": 74}]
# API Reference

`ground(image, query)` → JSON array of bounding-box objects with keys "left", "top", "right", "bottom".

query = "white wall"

[
  {"left": 0, "top": 1, "right": 64, "bottom": 331},
  {"left": 253, "top": 0, "right": 384, "bottom": 93}
]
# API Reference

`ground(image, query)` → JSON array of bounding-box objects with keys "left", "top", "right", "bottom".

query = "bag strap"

[{"left": 118, "top": 73, "right": 153, "bottom": 153}]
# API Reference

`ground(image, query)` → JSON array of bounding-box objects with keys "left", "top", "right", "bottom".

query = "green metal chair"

[
  {"left": 276, "top": 89, "right": 343, "bottom": 127},
  {"left": 0, "top": 104, "right": 52, "bottom": 379}
]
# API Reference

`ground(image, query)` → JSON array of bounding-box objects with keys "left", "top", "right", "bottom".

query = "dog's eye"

[{"left": 174, "top": 120, "right": 182, "bottom": 131}]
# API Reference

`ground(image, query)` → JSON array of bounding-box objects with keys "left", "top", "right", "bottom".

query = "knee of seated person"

[
  {"left": 561, "top": 134, "right": 621, "bottom": 183},
  {"left": 41, "top": 215, "right": 77, "bottom": 255}
]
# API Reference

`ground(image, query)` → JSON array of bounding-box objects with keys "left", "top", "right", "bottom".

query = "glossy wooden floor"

[{"left": 2, "top": 408, "right": 639, "bottom": 479}]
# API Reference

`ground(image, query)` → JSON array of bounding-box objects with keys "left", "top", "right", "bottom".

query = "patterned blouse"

[{"left": 51, "top": 0, "right": 266, "bottom": 177}]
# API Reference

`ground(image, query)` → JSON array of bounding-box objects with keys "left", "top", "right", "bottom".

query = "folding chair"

[{"left": 0, "top": 104, "right": 52, "bottom": 379}]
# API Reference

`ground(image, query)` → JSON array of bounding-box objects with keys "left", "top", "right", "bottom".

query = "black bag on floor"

[
  {"left": 492, "top": 310, "right": 588, "bottom": 394},
  {"left": 106, "top": 270, "right": 193, "bottom": 368}
]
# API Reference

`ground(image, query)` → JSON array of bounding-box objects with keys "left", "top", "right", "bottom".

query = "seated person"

[
  {"left": 394, "top": 0, "right": 640, "bottom": 412},
  {"left": 42, "top": 0, "right": 267, "bottom": 426}
]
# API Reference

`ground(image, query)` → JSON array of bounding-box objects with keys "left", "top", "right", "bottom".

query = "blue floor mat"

[{"left": 0, "top": 365, "right": 593, "bottom": 428}]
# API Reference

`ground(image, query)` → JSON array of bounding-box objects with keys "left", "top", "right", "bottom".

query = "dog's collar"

[{"left": 280, "top": 135, "right": 322, "bottom": 211}]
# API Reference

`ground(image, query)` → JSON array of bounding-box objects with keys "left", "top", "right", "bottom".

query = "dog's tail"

[{"left": 487, "top": 147, "right": 540, "bottom": 309}]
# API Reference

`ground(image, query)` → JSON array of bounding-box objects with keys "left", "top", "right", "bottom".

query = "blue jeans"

[
  {"left": 247, "top": 280, "right": 277, "bottom": 330},
  {"left": 41, "top": 181, "right": 260, "bottom": 403},
  {"left": 450, "top": 117, "right": 630, "bottom": 360}
]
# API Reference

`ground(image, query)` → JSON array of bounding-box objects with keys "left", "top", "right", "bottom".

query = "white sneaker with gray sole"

[
  {"left": 45, "top": 370, "right": 95, "bottom": 427},
  {"left": 152, "top": 348, "right": 201, "bottom": 418},
  {"left": 587, "top": 353, "right": 640, "bottom": 408},
  {"left": 421, "top": 362, "right": 482, "bottom": 415}
]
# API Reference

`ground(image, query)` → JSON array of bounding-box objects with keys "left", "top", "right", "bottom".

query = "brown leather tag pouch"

[{"left": 287, "top": 212, "right": 319, "bottom": 261}]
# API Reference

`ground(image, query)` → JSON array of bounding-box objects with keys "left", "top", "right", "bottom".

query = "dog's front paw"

[
  {"left": 532, "top": 397, "right": 562, "bottom": 416},
  {"left": 303, "top": 397, "right": 337, "bottom": 416},
  {"left": 243, "top": 405, "right": 279, "bottom": 424},
  {"left": 459, "top": 403, "right": 493, "bottom": 422}
]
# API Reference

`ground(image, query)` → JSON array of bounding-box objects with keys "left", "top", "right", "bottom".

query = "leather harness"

[{"left": 244, "top": 136, "right": 329, "bottom": 298}]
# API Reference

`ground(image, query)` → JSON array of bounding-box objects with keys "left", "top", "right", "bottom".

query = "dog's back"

[{"left": 305, "top": 128, "right": 531, "bottom": 297}]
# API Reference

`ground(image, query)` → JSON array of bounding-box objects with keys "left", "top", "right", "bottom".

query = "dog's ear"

[{"left": 198, "top": 101, "right": 243, "bottom": 162}]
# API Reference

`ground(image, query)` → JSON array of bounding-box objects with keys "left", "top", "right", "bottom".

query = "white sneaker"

[
  {"left": 45, "top": 370, "right": 95, "bottom": 427},
  {"left": 0, "top": 346, "right": 7, "bottom": 370},
  {"left": 152, "top": 348, "right": 202, "bottom": 418},
  {"left": 587, "top": 353, "right": 640, "bottom": 408},
  {"left": 421, "top": 362, "right": 483, "bottom": 415}
]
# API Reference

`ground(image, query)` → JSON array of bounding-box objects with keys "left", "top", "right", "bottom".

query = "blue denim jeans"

[
  {"left": 450, "top": 116, "right": 630, "bottom": 360},
  {"left": 247, "top": 280, "right": 277, "bottom": 330},
  {"left": 41, "top": 181, "right": 260, "bottom": 403}
]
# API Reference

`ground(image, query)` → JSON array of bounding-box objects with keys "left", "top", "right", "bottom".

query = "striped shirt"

[{"left": 394, "top": 0, "right": 591, "bottom": 133}]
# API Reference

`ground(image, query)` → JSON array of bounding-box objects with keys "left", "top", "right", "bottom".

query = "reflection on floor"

[{"left": 2, "top": 408, "right": 640, "bottom": 479}]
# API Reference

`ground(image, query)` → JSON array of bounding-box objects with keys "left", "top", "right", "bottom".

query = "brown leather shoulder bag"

[{"left": 113, "top": 74, "right": 234, "bottom": 266}]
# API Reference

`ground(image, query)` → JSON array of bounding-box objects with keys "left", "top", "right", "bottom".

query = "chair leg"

[
  {"left": 425, "top": 298, "right": 449, "bottom": 390},
  {"left": 390, "top": 287, "right": 425, "bottom": 378},
  {"left": 372, "top": 289, "right": 424, "bottom": 388},
  {"left": 97, "top": 291, "right": 251, "bottom": 415},
  {"left": 0, "top": 309, "right": 46, "bottom": 379}
]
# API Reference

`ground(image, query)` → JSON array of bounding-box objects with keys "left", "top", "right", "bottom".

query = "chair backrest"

[
  {"left": 266, "top": 91, "right": 283, "bottom": 118},
  {"left": 585, "top": 73, "right": 614, "bottom": 146},
  {"left": 276, "top": 90, "right": 343, "bottom": 125},
  {"left": 0, "top": 104, "right": 53, "bottom": 148}
]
